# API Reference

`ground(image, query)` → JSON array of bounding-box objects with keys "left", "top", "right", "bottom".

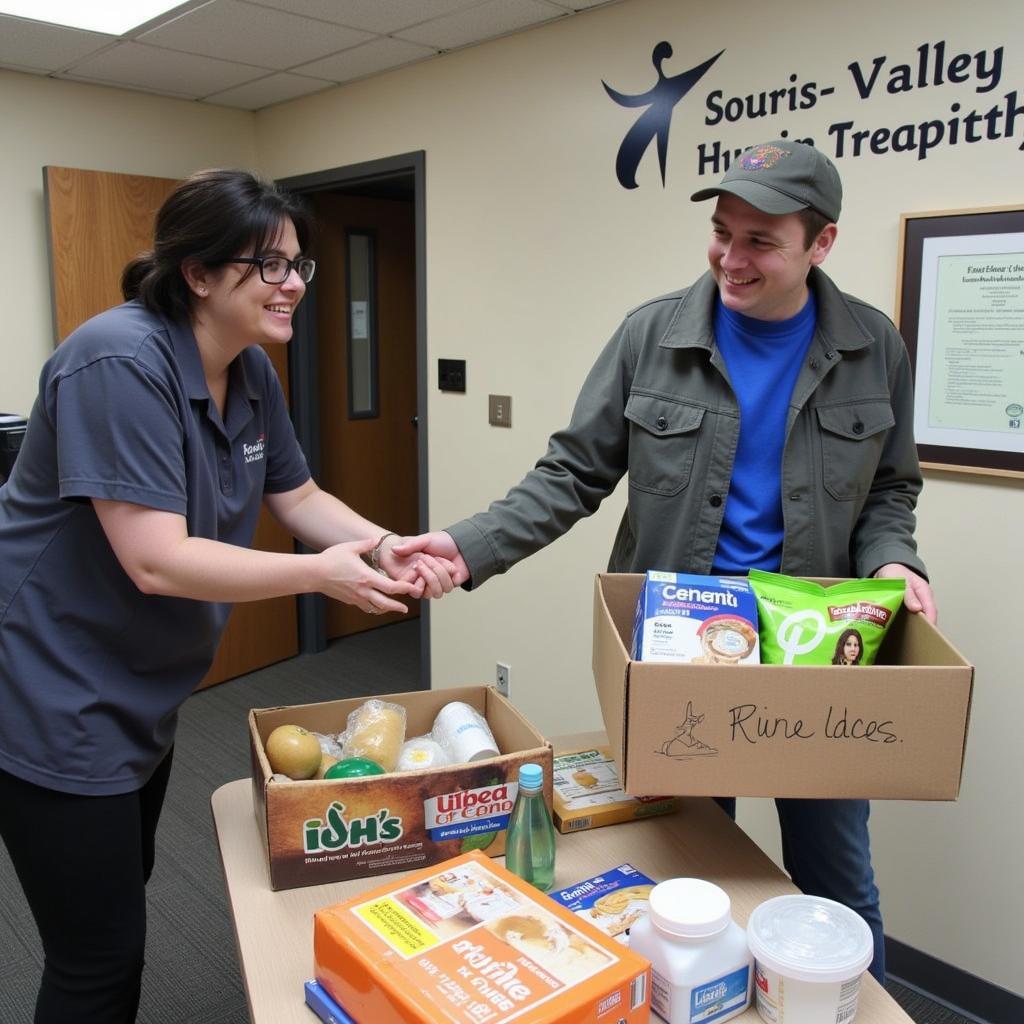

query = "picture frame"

[{"left": 895, "top": 204, "right": 1024, "bottom": 478}]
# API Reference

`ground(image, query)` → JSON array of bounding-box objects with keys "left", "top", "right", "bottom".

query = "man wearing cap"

[{"left": 396, "top": 139, "right": 934, "bottom": 981}]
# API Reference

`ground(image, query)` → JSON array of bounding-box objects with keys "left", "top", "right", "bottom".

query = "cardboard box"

[
  {"left": 593, "top": 574, "right": 974, "bottom": 800},
  {"left": 314, "top": 849, "right": 652, "bottom": 1024},
  {"left": 250, "top": 686, "right": 552, "bottom": 890},
  {"left": 549, "top": 864, "right": 657, "bottom": 943},
  {"left": 551, "top": 745, "right": 680, "bottom": 834}
]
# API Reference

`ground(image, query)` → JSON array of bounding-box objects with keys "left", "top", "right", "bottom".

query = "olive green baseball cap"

[{"left": 691, "top": 140, "right": 842, "bottom": 222}]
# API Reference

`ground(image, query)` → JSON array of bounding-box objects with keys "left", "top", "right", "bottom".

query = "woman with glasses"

[{"left": 0, "top": 168, "right": 455, "bottom": 1023}]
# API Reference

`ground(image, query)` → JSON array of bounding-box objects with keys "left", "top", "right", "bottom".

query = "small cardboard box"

[
  {"left": 593, "top": 574, "right": 974, "bottom": 800},
  {"left": 314, "top": 849, "right": 652, "bottom": 1024},
  {"left": 250, "top": 686, "right": 552, "bottom": 890},
  {"left": 549, "top": 864, "right": 658, "bottom": 943},
  {"left": 551, "top": 744, "right": 680, "bottom": 834}
]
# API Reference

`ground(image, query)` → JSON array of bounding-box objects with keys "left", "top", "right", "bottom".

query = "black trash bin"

[{"left": 0, "top": 414, "right": 27, "bottom": 484}]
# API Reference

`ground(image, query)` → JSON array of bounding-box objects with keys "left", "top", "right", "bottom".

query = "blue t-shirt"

[
  {"left": 0, "top": 301, "right": 310, "bottom": 795},
  {"left": 712, "top": 293, "right": 817, "bottom": 574}
]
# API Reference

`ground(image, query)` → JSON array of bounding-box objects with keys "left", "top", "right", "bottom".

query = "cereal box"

[
  {"left": 549, "top": 865, "right": 657, "bottom": 944},
  {"left": 551, "top": 746, "right": 680, "bottom": 834},
  {"left": 314, "top": 850, "right": 652, "bottom": 1024},
  {"left": 631, "top": 571, "right": 759, "bottom": 665}
]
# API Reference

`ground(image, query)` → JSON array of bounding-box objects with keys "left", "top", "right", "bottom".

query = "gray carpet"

[{"left": 0, "top": 619, "right": 980, "bottom": 1023}]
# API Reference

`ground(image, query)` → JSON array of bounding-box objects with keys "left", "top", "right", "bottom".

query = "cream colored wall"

[
  {"left": 0, "top": 70, "right": 256, "bottom": 414},
  {"left": 256, "top": 0, "right": 1023, "bottom": 993}
]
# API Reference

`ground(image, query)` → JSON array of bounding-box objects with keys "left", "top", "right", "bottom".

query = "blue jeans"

[{"left": 716, "top": 797, "right": 884, "bottom": 984}]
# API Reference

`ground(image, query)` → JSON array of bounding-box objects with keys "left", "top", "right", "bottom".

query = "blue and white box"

[
  {"left": 632, "top": 571, "right": 760, "bottom": 665},
  {"left": 550, "top": 863, "right": 658, "bottom": 943}
]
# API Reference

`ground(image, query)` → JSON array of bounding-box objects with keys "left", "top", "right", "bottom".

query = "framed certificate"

[{"left": 896, "top": 205, "right": 1024, "bottom": 478}]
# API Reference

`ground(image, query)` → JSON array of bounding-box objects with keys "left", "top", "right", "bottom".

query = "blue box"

[
  {"left": 549, "top": 863, "right": 658, "bottom": 942},
  {"left": 632, "top": 571, "right": 759, "bottom": 665},
  {"left": 304, "top": 979, "right": 356, "bottom": 1024}
]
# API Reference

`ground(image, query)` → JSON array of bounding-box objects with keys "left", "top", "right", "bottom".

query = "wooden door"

[
  {"left": 310, "top": 192, "right": 419, "bottom": 639},
  {"left": 44, "top": 166, "right": 298, "bottom": 687}
]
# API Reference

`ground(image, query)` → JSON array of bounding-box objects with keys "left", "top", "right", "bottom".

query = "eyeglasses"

[{"left": 220, "top": 255, "right": 316, "bottom": 284}]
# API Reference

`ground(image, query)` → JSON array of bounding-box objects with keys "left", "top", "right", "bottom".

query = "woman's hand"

[{"left": 317, "top": 537, "right": 423, "bottom": 615}]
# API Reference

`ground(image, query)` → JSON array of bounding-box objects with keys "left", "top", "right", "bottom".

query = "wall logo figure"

[{"left": 603, "top": 44, "right": 723, "bottom": 189}]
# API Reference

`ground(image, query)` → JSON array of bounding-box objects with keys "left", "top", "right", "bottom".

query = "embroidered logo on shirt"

[{"left": 243, "top": 433, "right": 266, "bottom": 465}]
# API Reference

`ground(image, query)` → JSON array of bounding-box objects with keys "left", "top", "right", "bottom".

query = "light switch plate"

[{"left": 488, "top": 394, "right": 511, "bottom": 427}]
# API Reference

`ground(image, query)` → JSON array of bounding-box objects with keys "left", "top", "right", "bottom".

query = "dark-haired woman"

[
  {"left": 0, "top": 169, "right": 454, "bottom": 1023},
  {"left": 832, "top": 628, "right": 864, "bottom": 666}
]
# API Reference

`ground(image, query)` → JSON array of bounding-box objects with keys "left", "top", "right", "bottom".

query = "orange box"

[{"left": 314, "top": 850, "right": 651, "bottom": 1024}]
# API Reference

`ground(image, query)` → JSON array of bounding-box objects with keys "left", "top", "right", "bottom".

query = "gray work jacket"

[{"left": 448, "top": 267, "right": 926, "bottom": 587}]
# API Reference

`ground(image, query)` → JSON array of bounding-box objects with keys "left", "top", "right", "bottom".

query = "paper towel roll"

[{"left": 432, "top": 702, "right": 500, "bottom": 764}]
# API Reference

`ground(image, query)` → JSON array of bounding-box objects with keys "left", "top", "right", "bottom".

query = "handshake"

[
  {"left": 378, "top": 530, "right": 470, "bottom": 599},
  {"left": 323, "top": 530, "right": 469, "bottom": 617}
]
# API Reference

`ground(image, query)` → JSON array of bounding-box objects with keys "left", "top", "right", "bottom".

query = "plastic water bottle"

[{"left": 505, "top": 763, "right": 556, "bottom": 892}]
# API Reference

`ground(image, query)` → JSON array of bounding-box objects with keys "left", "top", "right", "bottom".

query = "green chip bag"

[{"left": 748, "top": 570, "right": 905, "bottom": 666}]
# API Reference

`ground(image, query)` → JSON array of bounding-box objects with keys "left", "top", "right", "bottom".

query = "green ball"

[{"left": 323, "top": 757, "right": 386, "bottom": 779}]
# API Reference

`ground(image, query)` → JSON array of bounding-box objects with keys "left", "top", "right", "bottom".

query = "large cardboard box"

[
  {"left": 593, "top": 574, "right": 974, "bottom": 800},
  {"left": 314, "top": 849, "right": 651, "bottom": 1024},
  {"left": 250, "top": 686, "right": 552, "bottom": 890}
]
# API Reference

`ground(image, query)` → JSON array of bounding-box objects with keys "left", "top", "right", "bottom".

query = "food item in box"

[
  {"left": 398, "top": 735, "right": 450, "bottom": 771},
  {"left": 339, "top": 699, "right": 406, "bottom": 772},
  {"left": 552, "top": 746, "right": 680, "bottom": 834},
  {"left": 632, "top": 571, "right": 759, "bottom": 664},
  {"left": 748, "top": 570, "right": 904, "bottom": 666},
  {"left": 323, "top": 757, "right": 385, "bottom": 779},
  {"left": 432, "top": 701, "right": 501, "bottom": 763},
  {"left": 314, "top": 850, "right": 651, "bottom": 1024},
  {"left": 550, "top": 864, "right": 657, "bottom": 943},
  {"left": 265, "top": 724, "right": 323, "bottom": 780}
]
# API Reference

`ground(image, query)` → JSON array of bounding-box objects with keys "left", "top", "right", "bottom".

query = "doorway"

[{"left": 279, "top": 153, "right": 429, "bottom": 688}]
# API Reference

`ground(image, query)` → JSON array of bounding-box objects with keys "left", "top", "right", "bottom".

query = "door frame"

[{"left": 278, "top": 152, "right": 430, "bottom": 689}]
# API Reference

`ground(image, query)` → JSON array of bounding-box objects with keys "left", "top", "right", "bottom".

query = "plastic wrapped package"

[
  {"left": 431, "top": 701, "right": 500, "bottom": 764},
  {"left": 396, "top": 736, "right": 450, "bottom": 772},
  {"left": 339, "top": 699, "right": 407, "bottom": 773}
]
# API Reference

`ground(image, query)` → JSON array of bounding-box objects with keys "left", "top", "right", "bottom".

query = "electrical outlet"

[{"left": 496, "top": 662, "right": 511, "bottom": 698}]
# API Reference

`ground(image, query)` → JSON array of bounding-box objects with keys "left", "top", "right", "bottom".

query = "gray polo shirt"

[{"left": 0, "top": 301, "right": 310, "bottom": 795}]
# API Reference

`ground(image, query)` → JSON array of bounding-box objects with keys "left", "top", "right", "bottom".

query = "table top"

[{"left": 211, "top": 732, "right": 911, "bottom": 1024}]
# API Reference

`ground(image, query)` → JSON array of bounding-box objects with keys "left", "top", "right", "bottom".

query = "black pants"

[{"left": 0, "top": 749, "right": 173, "bottom": 1024}]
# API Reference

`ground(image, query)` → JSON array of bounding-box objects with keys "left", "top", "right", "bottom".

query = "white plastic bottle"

[{"left": 628, "top": 878, "right": 752, "bottom": 1024}]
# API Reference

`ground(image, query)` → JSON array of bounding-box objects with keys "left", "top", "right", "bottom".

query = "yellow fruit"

[
  {"left": 314, "top": 754, "right": 339, "bottom": 780},
  {"left": 265, "top": 725, "right": 322, "bottom": 780}
]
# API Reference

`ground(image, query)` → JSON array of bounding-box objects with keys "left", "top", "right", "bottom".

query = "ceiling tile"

[
  {"left": 295, "top": 36, "right": 436, "bottom": 84},
  {"left": 61, "top": 41, "right": 266, "bottom": 99},
  {"left": 205, "top": 71, "right": 332, "bottom": 109},
  {"left": 394, "top": 0, "right": 564, "bottom": 50},
  {"left": 139, "top": 0, "right": 374, "bottom": 71},
  {"left": 0, "top": 15, "right": 113, "bottom": 71},
  {"left": 244, "top": 0, "right": 480, "bottom": 34}
]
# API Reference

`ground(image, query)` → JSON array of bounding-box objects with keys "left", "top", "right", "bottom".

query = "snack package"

[
  {"left": 748, "top": 569, "right": 905, "bottom": 666},
  {"left": 396, "top": 735, "right": 450, "bottom": 772},
  {"left": 339, "top": 699, "right": 407, "bottom": 773},
  {"left": 632, "top": 570, "right": 760, "bottom": 664}
]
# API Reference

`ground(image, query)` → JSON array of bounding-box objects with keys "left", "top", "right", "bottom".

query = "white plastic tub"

[{"left": 746, "top": 895, "right": 874, "bottom": 1024}]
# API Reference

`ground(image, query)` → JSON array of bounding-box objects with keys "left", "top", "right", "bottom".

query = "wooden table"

[{"left": 211, "top": 733, "right": 911, "bottom": 1024}]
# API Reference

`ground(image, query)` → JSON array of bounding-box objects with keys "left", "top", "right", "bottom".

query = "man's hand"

[
  {"left": 379, "top": 533, "right": 467, "bottom": 598},
  {"left": 874, "top": 563, "right": 937, "bottom": 623},
  {"left": 390, "top": 531, "right": 471, "bottom": 589}
]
